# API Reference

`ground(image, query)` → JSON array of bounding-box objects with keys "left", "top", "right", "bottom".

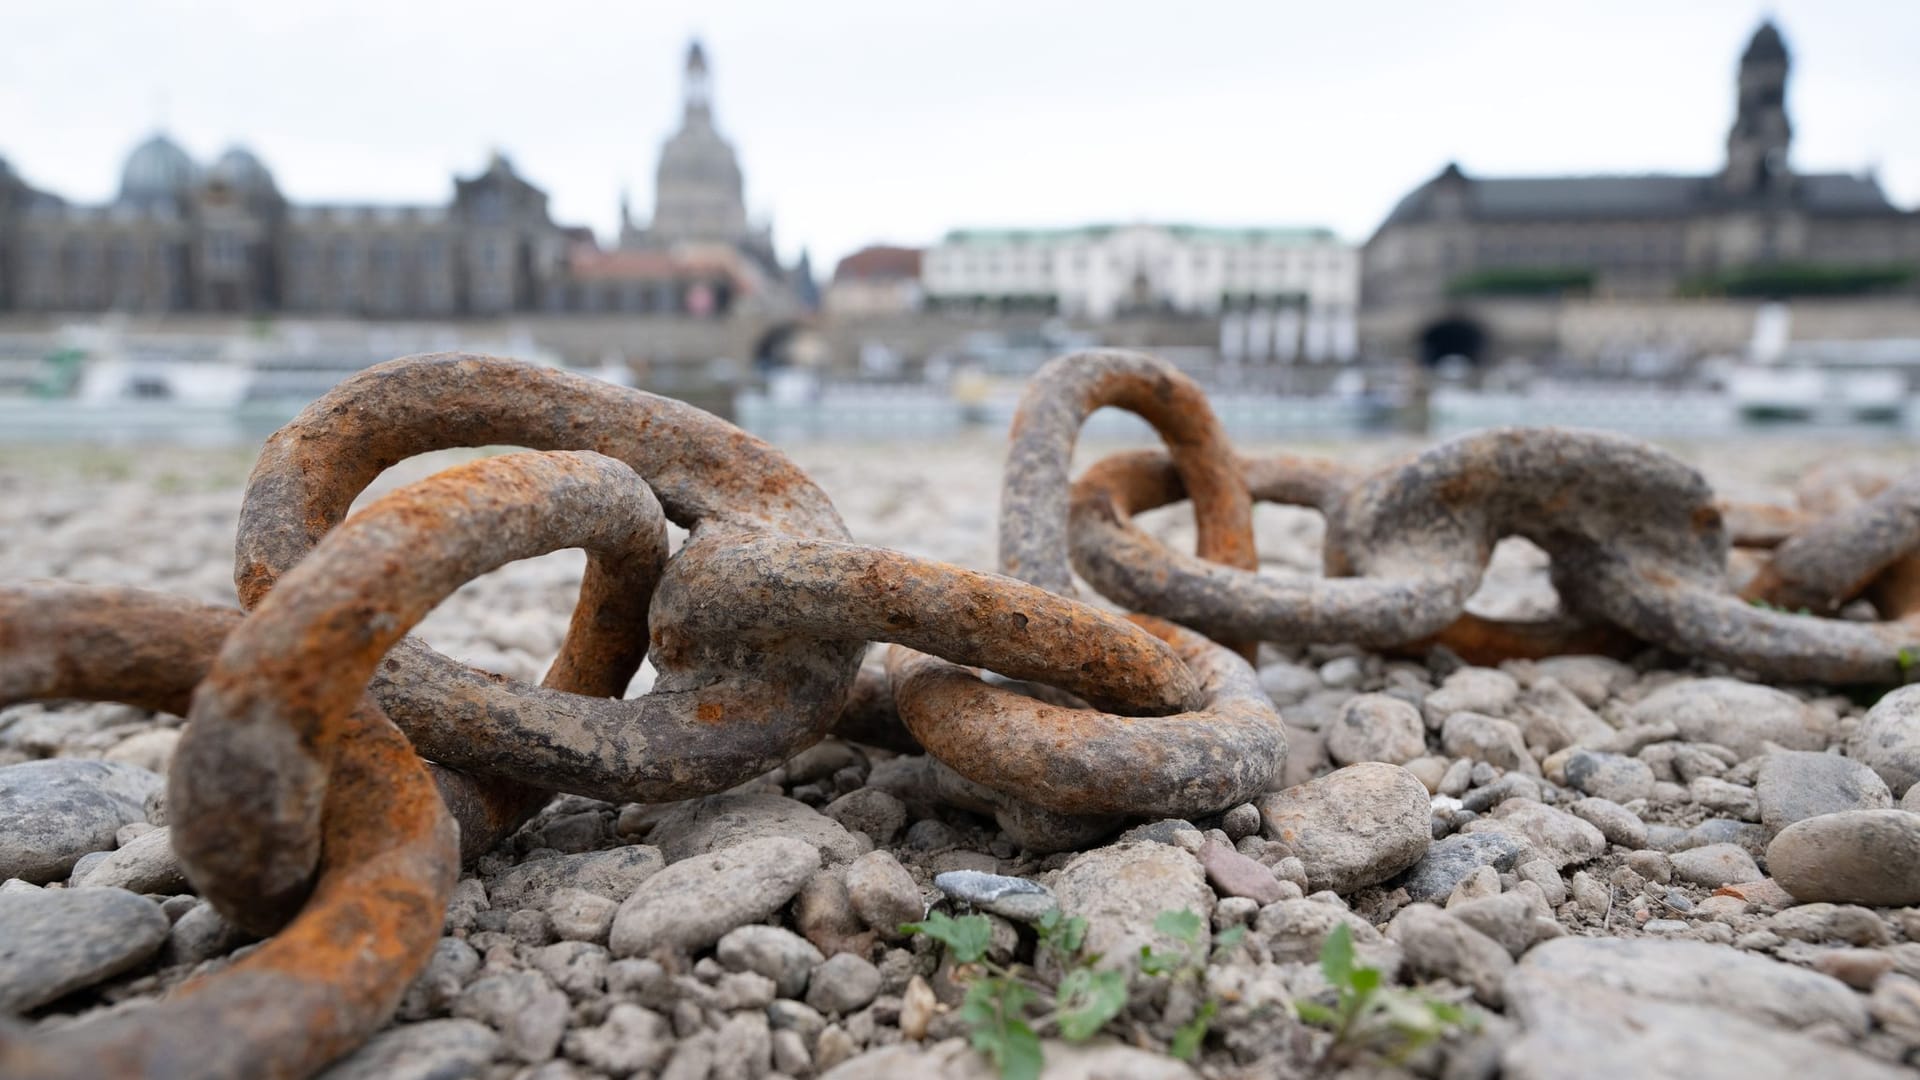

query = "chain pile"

[{"left": 1, "top": 348, "right": 1915, "bottom": 1077}]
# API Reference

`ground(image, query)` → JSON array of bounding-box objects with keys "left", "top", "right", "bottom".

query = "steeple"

[
  {"left": 1722, "top": 20, "right": 1792, "bottom": 197},
  {"left": 682, "top": 39, "right": 712, "bottom": 128}
]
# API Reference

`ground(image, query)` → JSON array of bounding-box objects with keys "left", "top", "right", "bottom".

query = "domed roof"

[
  {"left": 657, "top": 123, "right": 742, "bottom": 190},
  {"left": 119, "top": 132, "right": 199, "bottom": 206},
  {"left": 208, "top": 145, "right": 277, "bottom": 198}
]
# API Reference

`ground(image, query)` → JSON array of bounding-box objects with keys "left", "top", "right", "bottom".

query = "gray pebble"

[
  {"left": 0, "top": 886, "right": 169, "bottom": 1011},
  {"left": 0, "top": 759, "right": 162, "bottom": 883},
  {"left": 933, "top": 870, "right": 1056, "bottom": 923},
  {"left": 610, "top": 837, "right": 821, "bottom": 956}
]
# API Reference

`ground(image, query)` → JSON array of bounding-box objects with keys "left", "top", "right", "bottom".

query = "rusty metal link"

[
  {"left": 1069, "top": 423, "right": 1920, "bottom": 682},
  {"left": 0, "top": 583, "right": 456, "bottom": 1080},
  {"left": 887, "top": 349, "right": 1287, "bottom": 824},
  {"left": 177, "top": 449, "right": 667, "bottom": 933}
]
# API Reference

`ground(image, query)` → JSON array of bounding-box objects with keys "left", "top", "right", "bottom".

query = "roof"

[
  {"left": 567, "top": 245, "right": 750, "bottom": 285},
  {"left": 940, "top": 223, "right": 1337, "bottom": 247},
  {"left": 1744, "top": 20, "right": 1788, "bottom": 64},
  {"left": 1381, "top": 165, "right": 1901, "bottom": 227},
  {"left": 833, "top": 245, "right": 921, "bottom": 282}
]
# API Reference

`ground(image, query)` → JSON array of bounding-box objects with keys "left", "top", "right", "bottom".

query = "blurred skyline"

[{"left": 4, "top": 1, "right": 1917, "bottom": 267}]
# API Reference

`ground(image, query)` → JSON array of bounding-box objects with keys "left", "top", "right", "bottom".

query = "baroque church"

[
  {"left": 1361, "top": 21, "right": 1920, "bottom": 364},
  {"left": 0, "top": 40, "right": 810, "bottom": 319}
]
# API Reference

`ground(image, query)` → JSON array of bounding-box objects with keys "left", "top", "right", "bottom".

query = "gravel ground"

[{"left": 5, "top": 434, "right": 1920, "bottom": 1079}]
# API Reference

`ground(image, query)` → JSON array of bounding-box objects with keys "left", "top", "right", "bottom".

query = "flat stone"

[
  {"left": 1851, "top": 684, "right": 1920, "bottom": 795},
  {"left": 70, "top": 825, "right": 188, "bottom": 894},
  {"left": 1513, "top": 678, "right": 1615, "bottom": 751},
  {"left": 1625, "top": 678, "right": 1827, "bottom": 760},
  {"left": 1440, "top": 712, "right": 1537, "bottom": 774},
  {"left": 452, "top": 971, "right": 570, "bottom": 1062},
  {"left": 844, "top": 850, "right": 923, "bottom": 938},
  {"left": 1422, "top": 668, "right": 1520, "bottom": 729},
  {"left": 649, "top": 793, "right": 869, "bottom": 866},
  {"left": 717, "top": 924, "right": 824, "bottom": 999},
  {"left": 1768, "top": 809, "right": 1920, "bottom": 906},
  {"left": 0, "top": 886, "right": 169, "bottom": 1012},
  {"left": 1689, "top": 777, "right": 1761, "bottom": 821},
  {"left": 1396, "top": 831, "right": 1532, "bottom": 904},
  {"left": 1052, "top": 842, "right": 1212, "bottom": 981},
  {"left": 933, "top": 870, "right": 1057, "bottom": 923},
  {"left": 1755, "top": 751, "right": 1892, "bottom": 834},
  {"left": 1461, "top": 799, "right": 1605, "bottom": 869},
  {"left": 0, "top": 759, "right": 162, "bottom": 883},
  {"left": 1680, "top": 818, "right": 1771, "bottom": 859},
  {"left": 1255, "top": 763, "right": 1430, "bottom": 893},
  {"left": 1258, "top": 661, "right": 1321, "bottom": 707},
  {"left": 610, "top": 836, "right": 820, "bottom": 956},
  {"left": 821, "top": 788, "right": 908, "bottom": 846},
  {"left": 806, "top": 952, "right": 882, "bottom": 1015},
  {"left": 486, "top": 846, "right": 665, "bottom": 908},
  {"left": 562, "top": 1002, "right": 673, "bottom": 1076},
  {"left": 1388, "top": 903, "right": 1511, "bottom": 1005},
  {"left": 1325, "top": 694, "right": 1427, "bottom": 766},
  {"left": 1510, "top": 936, "right": 1868, "bottom": 1034},
  {"left": 1669, "top": 843, "right": 1764, "bottom": 888},
  {"left": 1567, "top": 797, "right": 1645, "bottom": 849},
  {"left": 1516, "top": 656, "right": 1632, "bottom": 708},
  {"left": 1562, "top": 751, "right": 1654, "bottom": 804},
  {"left": 316, "top": 1019, "right": 502, "bottom": 1080},
  {"left": 1197, "top": 836, "right": 1285, "bottom": 904}
]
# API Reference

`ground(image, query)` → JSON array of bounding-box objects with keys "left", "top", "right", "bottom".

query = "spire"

[
  {"left": 682, "top": 38, "right": 712, "bottom": 127},
  {"left": 1723, "top": 19, "right": 1793, "bottom": 196}
]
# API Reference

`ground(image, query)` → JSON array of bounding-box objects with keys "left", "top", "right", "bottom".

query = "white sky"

[{"left": 4, "top": 1, "right": 1916, "bottom": 271}]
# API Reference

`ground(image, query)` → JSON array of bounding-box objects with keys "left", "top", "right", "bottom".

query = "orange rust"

[{"left": 696, "top": 701, "right": 726, "bottom": 723}]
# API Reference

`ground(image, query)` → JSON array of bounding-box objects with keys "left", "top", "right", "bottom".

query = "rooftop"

[{"left": 941, "top": 223, "right": 1339, "bottom": 246}]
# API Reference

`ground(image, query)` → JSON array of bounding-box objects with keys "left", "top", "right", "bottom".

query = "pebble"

[
  {"left": 1461, "top": 799, "right": 1605, "bottom": 869},
  {"left": 544, "top": 887, "right": 617, "bottom": 944},
  {"left": 794, "top": 867, "right": 874, "bottom": 957},
  {"left": 1519, "top": 656, "right": 1632, "bottom": 708},
  {"left": 1397, "top": 830, "right": 1532, "bottom": 904},
  {"left": 561, "top": 1003, "right": 673, "bottom": 1075},
  {"left": 1765, "top": 902, "right": 1892, "bottom": 946},
  {"left": 1052, "top": 842, "right": 1212, "bottom": 980},
  {"left": 806, "top": 952, "right": 883, "bottom": 1015},
  {"left": 716, "top": 924, "right": 824, "bottom": 999},
  {"left": 1217, "top": 802, "right": 1261, "bottom": 841},
  {"left": 609, "top": 836, "right": 820, "bottom": 956},
  {"left": 822, "top": 788, "right": 908, "bottom": 845},
  {"left": 1448, "top": 890, "right": 1564, "bottom": 958},
  {"left": 69, "top": 824, "right": 187, "bottom": 894},
  {"left": 486, "top": 846, "right": 664, "bottom": 908},
  {"left": 1116, "top": 818, "right": 1203, "bottom": 849},
  {"left": 844, "top": 850, "right": 924, "bottom": 938},
  {"left": 1642, "top": 918, "right": 1689, "bottom": 933},
  {"left": 1324, "top": 693, "right": 1427, "bottom": 766},
  {"left": 821, "top": 1037, "right": 1200, "bottom": 1079},
  {"left": 932, "top": 870, "right": 1056, "bottom": 923},
  {"left": 1459, "top": 773, "right": 1541, "bottom": 814},
  {"left": 1567, "top": 797, "right": 1646, "bottom": 849},
  {"left": 1258, "top": 660, "right": 1321, "bottom": 706},
  {"left": 1669, "top": 843, "right": 1764, "bottom": 888},
  {"left": 1422, "top": 667, "right": 1520, "bottom": 729},
  {"left": 649, "top": 793, "right": 870, "bottom": 866},
  {"left": 0, "top": 759, "right": 162, "bottom": 883},
  {"left": 453, "top": 971, "right": 571, "bottom": 1062},
  {"left": 1513, "top": 677, "right": 1615, "bottom": 751},
  {"left": 1689, "top": 776, "right": 1761, "bottom": 821},
  {"left": 1754, "top": 750, "right": 1892, "bottom": 833},
  {"left": 1562, "top": 749, "right": 1650, "bottom": 801},
  {"left": 0, "top": 885, "right": 169, "bottom": 1012},
  {"left": 1814, "top": 948, "right": 1897, "bottom": 990},
  {"left": 1680, "top": 818, "right": 1771, "bottom": 859},
  {"left": 1197, "top": 836, "right": 1285, "bottom": 904},
  {"left": 1387, "top": 903, "right": 1511, "bottom": 1005},
  {"left": 1255, "top": 762, "right": 1431, "bottom": 893},
  {"left": 1515, "top": 859, "right": 1568, "bottom": 905},
  {"left": 1440, "top": 712, "right": 1537, "bottom": 774},
  {"left": 316, "top": 1019, "right": 501, "bottom": 1080},
  {"left": 1625, "top": 678, "right": 1827, "bottom": 760},
  {"left": 1768, "top": 809, "right": 1920, "bottom": 906},
  {"left": 162, "top": 900, "right": 252, "bottom": 966},
  {"left": 1850, "top": 684, "right": 1920, "bottom": 795}
]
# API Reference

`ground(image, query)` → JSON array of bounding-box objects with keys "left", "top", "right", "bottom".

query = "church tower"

[
  {"left": 1721, "top": 20, "right": 1792, "bottom": 197},
  {"left": 645, "top": 39, "right": 749, "bottom": 246}
]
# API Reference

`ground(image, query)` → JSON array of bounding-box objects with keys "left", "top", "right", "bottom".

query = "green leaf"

[
  {"left": 1348, "top": 966, "right": 1381, "bottom": 996},
  {"left": 903, "top": 912, "right": 994, "bottom": 964},
  {"left": 962, "top": 979, "right": 1044, "bottom": 1080},
  {"left": 997, "top": 1020, "right": 1045, "bottom": 1080},
  {"left": 1054, "top": 967, "right": 1128, "bottom": 1041},
  {"left": 1169, "top": 999, "right": 1218, "bottom": 1060},
  {"left": 1211, "top": 925, "right": 1246, "bottom": 954},
  {"left": 1319, "top": 923, "right": 1356, "bottom": 989},
  {"left": 1153, "top": 909, "right": 1205, "bottom": 945},
  {"left": 1293, "top": 999, "right": 1339, "bottom": 1025},
  {"left": 1037, "top": 910, "right": 1088, "bottom": 956},
  {"left": 1138, "top": 945, "right": 1178, "bottom": 977}
]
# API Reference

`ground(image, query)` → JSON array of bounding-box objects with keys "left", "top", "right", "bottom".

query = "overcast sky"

[{"left": 4, "top": 1, "right": 1916, "bottom": 270}]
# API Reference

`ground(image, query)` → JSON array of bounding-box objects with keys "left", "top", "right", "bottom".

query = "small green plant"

[
  {"left": 1898, "top": 647, "right": 1916, "bottom": 678},
  {"left": 903, "top": 907, "right": 1240, "bottom": 1080},
  {"left": 1293, "top": 924, "right": 1474, "bottom": 1066}
]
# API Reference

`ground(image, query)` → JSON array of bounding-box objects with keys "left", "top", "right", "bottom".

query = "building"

[
  {"left": 1362, "top": 21, "right": 1920, "bottom": 366},
  {"left": 824, "top": 245, "right": 923, "bottom": 317},
  {"left": 921, "top": 223, "right": 1358, "bottom": 325},
  {"left": 0, "top": 40, "right": 805, "bottom": 320}
]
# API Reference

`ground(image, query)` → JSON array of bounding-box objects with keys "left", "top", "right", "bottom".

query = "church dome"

[
  {"left": 208, "top": 145, "right": 278, "bottom": 198},
  {"left": 657, "top": 123, "right": 743, "bottom": 192},
  {"left": 119, "top": 132, "right": 199, "bottom": 207}
]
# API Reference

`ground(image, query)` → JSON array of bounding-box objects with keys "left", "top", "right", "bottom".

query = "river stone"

[
  {"left": 821, "top": 1036, "right": 1198, "bottom": 1080},
  {"left": 1422, "top": 668, "right": 1520, "bottom": 729},
  {"left": 1461, "top": 799, "right": 1604, "bottom": 869},
  {"left": 649, "top": 793, "right": 870, "bottom": 866},
  {"left": 1255, "top": 763, "right": 1430, "bottom": 893},
  {"left": 1562, "top": 750, "right": 1654, "bottom": 804},
  {"left": 0, "top": 885, "right": 169, "bottom": 1011},
  {"left": 1396, "top": 831, "right": 1532, "bottom": 904},
  {"left": 70, "top": 825, "right": 188, "bottom": 894},
  {"left": 317, "top": 1019, "right": 502, "bottom": 1080},
  {"left": 610, "top": 837, "right": 820, "bottom": 956},
  {"left": 1518, "top": 656, "right": 1633, "bottom": 708},
  {"left": 844, "top": 850, "right": 923, "bottom": 938},
  {"left": 1387, "top": 903, "right": 1512, "bottom": 1005},
  {"left": 1755, "top": 751, "right": 1892, "bottom": 833},
  {"left": 1510, "top": 936, "right": 1867, "bottom": 1033},
  {"left": 933, "top": 870, "right": 1056, "bottom": 923},
  {"left": 1502, "top": 973, "right": 1907, "bottom": 1080},
  {"left": 1625, "top": 678, "right": 1827, "bottom": 760},
  {"left": 1051, "top": 842, "right": 1212, "bottom": 980},
  {"left": 1768, "top": 809, "right": 1920, "bottom": 907},
  {"left": 1440, "top": 712, "right": 1537, "bottom": 774},
  {"left": 0, "top": 759, "right": 162, "bottom": 883},
  {"left": 1849, "top": 685, "right": 1920, "bottom": 796},
  {"left": 1567, "top": 797, "right": 1646, "bottom": 849},
  {"left": 1325, "top": 694, "right": 1427, "bottom": 766},
  {"left": 717, "top": 925, "right": 823, "bottom": 999},
  {"left": 486, "top": 846, "right": 665, "bottom": 908},
  {"left": 1669, "top": 843, "right": 1763, "bottom": 888}
]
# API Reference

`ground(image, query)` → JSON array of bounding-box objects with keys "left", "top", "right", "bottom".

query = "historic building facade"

[
  {"left": 0, "top": 41, "right": 806, "bottom": 320},
  {"left": 1361, "top": 21, "right": 1920, "bottom": 365}
]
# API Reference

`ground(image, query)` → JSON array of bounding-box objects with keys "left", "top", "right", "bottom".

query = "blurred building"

[
  {"left": 0, "top": 40, "right": 806, "bottom": 320},
  {"left": 824, "top": 245, "right": 923, "bottom": 317},
  {"left": 1363, "top": 21, "right": 1920, "bottom": 365},
  {"left": 921, "top": 224, "right": 1358, "bottom": 331}
]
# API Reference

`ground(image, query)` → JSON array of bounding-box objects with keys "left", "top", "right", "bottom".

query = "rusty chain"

[{"left": 5, "top": 346, "right": 1919, "bottom": 1077}]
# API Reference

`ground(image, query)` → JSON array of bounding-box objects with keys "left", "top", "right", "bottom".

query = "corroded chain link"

[{"left": 7, "top": 347, "right": 1919, "bottom": 1077}]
